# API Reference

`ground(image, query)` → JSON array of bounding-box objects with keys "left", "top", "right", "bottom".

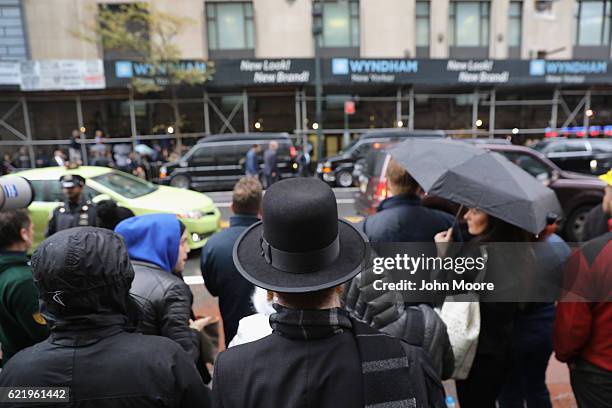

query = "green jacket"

[{"left": 0, "top": 252, "right": 49, "bottom": 365}]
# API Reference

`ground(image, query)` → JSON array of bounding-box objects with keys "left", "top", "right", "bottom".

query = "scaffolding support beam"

[
  {"left": 21, "top": 97, "right": 35, "bottom": 168},
  {"left": 203, "top": 90, "right": 211, "bottom": 135},
  {"left": 243, "top": 89, "right": 249, "bottom": 132},
  {"left": 76, "top": 95, "right": 88, "bottom": 165},
  {"left": 489, "top": 89, "right": 496, "bottom": 138},
  {"left": 408, "top": 87, "right": 414, "bottom": 130},
  {"left": 551, "top": 88, "right": 559, "bottom": 130}
]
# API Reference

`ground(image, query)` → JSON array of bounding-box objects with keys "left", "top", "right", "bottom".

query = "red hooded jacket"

[{"left": 554, "top": 231, "right": 612, "bottom": 371}]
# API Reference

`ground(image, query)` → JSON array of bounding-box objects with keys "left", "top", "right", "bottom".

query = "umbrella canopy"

[
  {"left": 134, "top": 143, "right": 155, "bottom": 156},
  {"left": 389, "top": 138, "right": 562, "bottom": 235}
]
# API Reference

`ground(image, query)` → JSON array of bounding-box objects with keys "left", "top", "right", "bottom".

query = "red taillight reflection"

[{"left": 290, "top": 146, "right": 297, "bottom": 158}]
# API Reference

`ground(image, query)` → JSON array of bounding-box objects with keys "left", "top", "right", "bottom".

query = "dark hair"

[
  {"left": 0, "top": 209, "right": 31, "bottom": 249},
  {"left": 276, "top": 287, "right": 340, "bottom": 310},
  {"left": 232, "top": 177, "right": 263, "bottom": 215},
  {"left": 96, "top": 200, "right": 135, "bottom": 230},
  {"left": 473, "top": 215, "right": 533, "bottom": 243}
]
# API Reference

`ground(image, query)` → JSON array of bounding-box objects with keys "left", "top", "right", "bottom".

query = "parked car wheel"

[
  {"left": 564, "top": 205, "right": 593, "bottom": 242},
  {"left": 336, "top": 171, "right": 353, "bottom": 188},
  {"left": 170, "top": 175, "right": 190, "bottom": 189}
]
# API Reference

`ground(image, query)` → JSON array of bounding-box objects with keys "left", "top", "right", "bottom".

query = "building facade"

[{"left": 1, "top": 0, "right": 612, "bottom": 163}]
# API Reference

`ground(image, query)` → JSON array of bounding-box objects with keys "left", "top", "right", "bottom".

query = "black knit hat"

[{"left": 233, "top": 178, "right": 368, "bottom": 293}]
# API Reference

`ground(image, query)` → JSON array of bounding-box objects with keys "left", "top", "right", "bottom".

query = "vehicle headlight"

[
  {"left": 323, "top": 161, "right": 332, "bottom": 168},
  {"left": 316, "top": 163, "right": 323, "bottom": 172},
  {"left": 160, "top": 166, "right": 167, "bottom": 179},
  {"left": 179, "top": 210, "right": 203, "bottom": 219},
  {"left": 590, "top": 159, "right": 598, "bottom": 172}
]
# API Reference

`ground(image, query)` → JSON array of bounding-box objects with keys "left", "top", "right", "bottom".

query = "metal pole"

[
  {"left": 301, "top": 89, "right": 308, "bottom": 150},
  {"left": 21, "top": 97, "right": 35, "bottom": 168},
  {"left": 313, "top": 0, "right": 324, "bottom": 162},
  {"left": 295, "top": 88, "right": 301, "bottom": 136},
  {"left": 396, "top": 87, "right": 402, "bottom": 126},
  {"left": 76, "top": 96, "right": 88, "bottom": 165},
  {"left": 243, "top": 89, "right": 249, "bottom": 132},
  {"left": 488, "top": 89, "right": 496, "bottom": 139},
  {"left": 551, "top": 88, "right": 559, "bottom": 131},
  {"left": 583, "top": 89, "right": 591, "bottom": 131},
  {"left": 471, "top": 90, "right": 479, "bottom": 136},
  {"left": 408, "top": 87, "right": 414, "bottom": 130},
  {"left": 128, "top": 88, "right": 137, "bottom": 149},
  {"left": 343, "top": 111, "right": 349, "bottom": 148},
  {"left": 315, "top": 34, "right": 323, "bottom": 161},
  {"left": 203, "top": 90, "right": 211, "bottom": 135}
]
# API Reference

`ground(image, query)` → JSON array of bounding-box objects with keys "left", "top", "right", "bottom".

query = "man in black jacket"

[
  {"left": 582, "top": 170, "right": 612, "bottom": 241},
  {"left": 212, "top": 178, "right": 445, "bottom": 408},
  {"left": 348, "top": 157, "right": 455, "bottom": 380},
  {"left": 201, "top": 177, "right": 262, "bottom": 346},
  {"left": 0, "top": 227, "right": 210, "bottom": 407}
]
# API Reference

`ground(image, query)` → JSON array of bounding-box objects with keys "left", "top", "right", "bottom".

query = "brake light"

[
  {"left": 290, "top": 146, "right": 297, "bottom": 158},
  {"left": 373, "top": 178, "right": 387, "bottom": 202}
]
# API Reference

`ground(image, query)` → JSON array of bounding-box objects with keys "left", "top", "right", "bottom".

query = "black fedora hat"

[{"left": 233, "top": 178, "right": 368, "bottom": 293}]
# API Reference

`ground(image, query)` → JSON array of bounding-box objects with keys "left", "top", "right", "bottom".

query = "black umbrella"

[{"left": 389, "top": 138, "right": 562, "bottom": 235}]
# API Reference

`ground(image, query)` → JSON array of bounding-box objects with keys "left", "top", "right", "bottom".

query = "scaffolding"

[{"left": 0, "top": 86, "right": 608, "bottom": 167}]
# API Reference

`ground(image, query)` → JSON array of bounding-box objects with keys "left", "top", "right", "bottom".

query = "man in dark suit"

[
  {"left": 211, "top": 178, "right": 446, "bottom": 408},
  {"left": 262, "top": 141, "right": 278, "bottom": 188},
  {"left": 201, "top": 177, "right": 262, "bottom": 346}
]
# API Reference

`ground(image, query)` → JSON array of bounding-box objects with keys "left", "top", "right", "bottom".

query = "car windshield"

[
  {"left": 92, "top": 172, "right": 158, "bottom": 199},
  {"left": 338, "top": 138, "right": 361, "bottom": 155}
]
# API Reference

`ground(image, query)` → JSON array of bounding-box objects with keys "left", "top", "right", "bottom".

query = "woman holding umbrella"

[
  {"left": 435, "top": 209, "right": 535, "bottom": 408},
  {"left": 386, "top": 138, "right": 562, "bottom": 407}
]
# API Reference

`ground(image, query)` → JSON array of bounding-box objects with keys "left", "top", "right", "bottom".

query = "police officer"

[{"left": 45, "top": 174, "right": 96, "bottom": 237}]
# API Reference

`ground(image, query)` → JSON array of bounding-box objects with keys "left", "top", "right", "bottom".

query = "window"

[
  {"left": 502, "top": 153, "right": 551, "bottom": 182},
  {"left": 99, "top": 3, "right": 149, "bottom": 60},
  {"left": 321, "top": 0, "right": 360, "bottom": 48},
  {"left": 508, "top": 2, "right": 522, "bottom": 48},
  {"left": 0, "top": 0, "right": 28, "bottom": 60},
  {"left": 416, "top": 1, "right": 430, "bottom": 47},
  {"left": 449, "top": 1, "right": 490, "bottom": 47},
  {"left": 92, "top": 172, "right": 157, "bottom": 199},
  {"left": 206, "top": 2, "right": 254, "bottom": 51},
  {"left": 534, "top": 0, "right": 554, "bottom": 14},
  {"left": 574, "top": 1, "right": 612, "bottom": 46}
]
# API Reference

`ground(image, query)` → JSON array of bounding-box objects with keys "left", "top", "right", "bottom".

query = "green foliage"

[{"left": 73, "top": 3, "right": 213, "bottom": 93}]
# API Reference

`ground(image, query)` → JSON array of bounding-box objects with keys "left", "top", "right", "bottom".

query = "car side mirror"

[
  {"left": 92, "top": 193, "right": 112, "bottom": 204},
  {"left": 550, "top": 170, "right": 560, "bottom": 182}
]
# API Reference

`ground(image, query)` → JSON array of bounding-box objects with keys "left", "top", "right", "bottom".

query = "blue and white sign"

[
  {"left": 529, "top": 60, "right": 546, "bottom": 76},
  {"left": 115, "top": 61, "right": 134, "bottom": 78}
]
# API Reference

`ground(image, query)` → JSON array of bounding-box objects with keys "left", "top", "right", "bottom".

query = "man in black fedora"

[{"left": 211, "top": 178, "right": 445, "bottom": 408}]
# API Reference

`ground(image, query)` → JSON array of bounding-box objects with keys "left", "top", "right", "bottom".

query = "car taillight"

[
  {"left": 373, "top": 178, "right": 387, "bottom": 202},
  {"left": 290, "top": 146, "right": 297, "bottom": 158}
]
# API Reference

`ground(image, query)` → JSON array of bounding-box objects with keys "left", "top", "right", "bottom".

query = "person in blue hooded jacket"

[{"left": 115, "top": 214, "right": 210, "bottom": 380}]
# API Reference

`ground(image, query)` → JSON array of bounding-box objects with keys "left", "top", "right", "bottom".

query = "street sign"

[{"left": 344, "top": 100, "right": 355, "bottom": 115}]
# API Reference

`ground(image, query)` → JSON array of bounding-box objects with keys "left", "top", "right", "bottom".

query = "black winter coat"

[
  {"left": 130, "top": 260, "right": 200, "bottom": 361},
  {"left": 212, "top": 327, "right": 444, "bottom": 408},
  {"left": 0, "top": 321, "right": 210, "bottom": 407}
]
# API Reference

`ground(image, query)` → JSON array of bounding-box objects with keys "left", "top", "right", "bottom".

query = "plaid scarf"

[{"left": 270, "top": 305, "right": 418, "bottom": 408}]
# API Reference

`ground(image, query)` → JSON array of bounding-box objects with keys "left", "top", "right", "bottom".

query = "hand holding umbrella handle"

[{"left": 434, "top": 227, "right": 454, "bottom": 258}]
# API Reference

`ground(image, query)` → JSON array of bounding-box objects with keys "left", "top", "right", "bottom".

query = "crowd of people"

[
  {"left": 1, "top": 129, "right": 187, "bottom": 180},
  {"left": 0, "top": 153, "right": 610, "bottom": 406}
]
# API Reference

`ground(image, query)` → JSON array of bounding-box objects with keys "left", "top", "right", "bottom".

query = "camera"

[{"left": 0, "top": 175, "right": 35, "bottom": 211}]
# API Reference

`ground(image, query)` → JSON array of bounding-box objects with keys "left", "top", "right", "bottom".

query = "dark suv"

[
  {"left": 159, "top": 133, "right": 297, "bottom": 191},
  {"left": 355, "top": 143, "right": 605, "bottom": 242},
  {"left": 316, "top": 129, "right": 445, "bottom": 188},
  {"left": 532, "top": 138, "right": 612, "bottom": 175}
]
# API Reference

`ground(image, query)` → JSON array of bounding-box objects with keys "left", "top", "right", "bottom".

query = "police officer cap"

[{"left": 60, "top": 174, "right": 85, "bottom": 188}]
